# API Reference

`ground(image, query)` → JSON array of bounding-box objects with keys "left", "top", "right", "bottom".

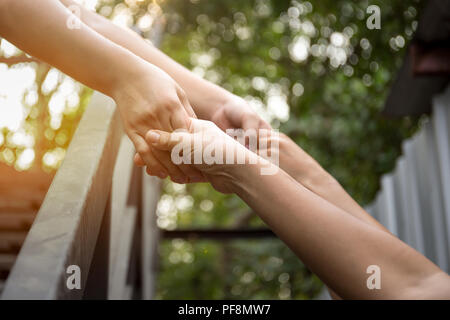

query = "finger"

[
  {"left": 157, "top": 106, "right": 175, "bottom": 132},
  {"left": 146, "top": 130, "right": 190, "bottom": 151},
  {"left": 223, "top": 104, "right": 244, "bottom": 128},
  {"left": 218, "top": 117, "right": 233, "bottom": 132},
  {"left": 177, "top": 86, "right": 197, "bottom": 119},
  {"left": 146, "top": 130, "right": 203, "bottom": 182},
  {"left": 258, "top": 118, "right": 272, "bottom": 130},
  {"left": 177, "top": 163, "right": 204, "bottom": 183},
  {"left": 132, "top": 135, "right": 168, "bottom": 179},
  {"left": 170, "top": 106, "right": 190, "bottom": 130},
  {"left": 134, "top": 153, "right": 145, "bottom": 167},
  {"left": 242, "top": 113, "right": 261, "bottom": 132},
  {"left": 242, "top": 113, "right": 273, "bottom": 149},
  {"left": 240, "top": 115, "right": 259, "bottom": 149},
  {"left": 151, "top": 148, "right": 189, "bottom": 184}
]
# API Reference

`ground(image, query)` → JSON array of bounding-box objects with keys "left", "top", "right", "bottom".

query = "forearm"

[
  {"left": 229, "top": 160, "right": 449, "bottom": 299},
  {"left": 279, "top": 136, "right": 388, "bottom": 232},
  {"left": 0, "top": 0, "right": 144, "bottom": 98},
  {"left": 60, "top": 0, "right": 234, "bottom": 120}
]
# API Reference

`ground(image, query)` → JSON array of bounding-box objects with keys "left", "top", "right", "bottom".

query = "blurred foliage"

[
  {"left": 159, "top": 0, "right": 422, "bottom": 205},
  {"left": 154, "top": 0, "right": 423, "bottom": 300},
  {"left": 0, "top": 0, "right": 424, "bottom": 300}
]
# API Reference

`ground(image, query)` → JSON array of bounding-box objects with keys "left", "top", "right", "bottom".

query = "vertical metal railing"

[{"left": 367, "top": 84, "right": 450, "bottom": 273}]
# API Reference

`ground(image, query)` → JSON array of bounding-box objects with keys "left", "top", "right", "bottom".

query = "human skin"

[
  {"left": 253, "top": 131, "right": 389, "bottom": 299},
  {"left": 58, "top": 0, "right": 271, "bottom": 180},
  {"left": 0, "top": 0, "right": 199, "bottom": 183},
  {"left": 147, "top": 119, "right": 450, "bottom": 299}
]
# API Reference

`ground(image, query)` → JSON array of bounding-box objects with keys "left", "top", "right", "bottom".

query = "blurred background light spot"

[
  {"left": 199, "top": 199, "right": 213, "bottom": 212},
  {"left": 0, "top": 40, "right": 20, "bottom": 58},
  {"left": 15, "top": 148, "right": 35, "bottom": 171},
  {"left": 292, "top": 82, "right": 304, "bottom": 97},
  {"left": 289, "top": 36, "right": 310, "bottom": 62}
]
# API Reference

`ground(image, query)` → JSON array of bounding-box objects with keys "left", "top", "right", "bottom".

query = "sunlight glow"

[
  {"left": 15, "top": 148, "right": 35, "bottom": 171},
  {"left": 9, "top": 130, "right": 35, "bottom": 148},
  {"left": 267, "top": 95, "right": 289, "bottom": 122},
  {"left": 289, "top": 36, "right": 310, "bottom": 62},
  {"left": 42, "top": 147, "right": 66, "bottom": 170},
  {"left": 0, "top": 65, "right": 36, "bottom": 131},
  {"left": 0, "top": 40, "right": 20, "bottom": 58},
  {"left": 73, "top": 0, "right": 99, "bottom": 11}
]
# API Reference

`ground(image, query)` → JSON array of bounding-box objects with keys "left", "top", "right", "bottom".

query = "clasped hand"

[{"left": 115, "top": 63, "right": 271, "bottom": 185}]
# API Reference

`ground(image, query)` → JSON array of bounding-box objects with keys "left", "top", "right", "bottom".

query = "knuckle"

[
  {"left": 146, "top": 166, "right": 159, "bottom": 176},
  {"left": 164, "top": 97, "right": 180, "bottom": 110},
  {"left": 140, "top": 110, "right": 156, "bottom": 123},
  {"left": 136, "top": 144, "right": 150, "bottom": 154},
  {"left": 160, "top": 134, "right": 170, "bottom": 146},
  {"left": 242, "top": 111, "right": 254, "bottom": 122}
]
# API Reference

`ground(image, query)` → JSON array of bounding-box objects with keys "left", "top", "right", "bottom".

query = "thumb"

[{"left": 145, "top": 129, "right": 190, "bottom": 151}]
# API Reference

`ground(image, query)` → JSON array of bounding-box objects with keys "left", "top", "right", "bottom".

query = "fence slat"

[
  {"left": 432, "top": 88, "right": 450, "bottom": 269},
  {"left": 83, "top": 193, "right": 112, "bottom": 299},
  {"left": 141, "top": 174, "right": 161, "bottom": 300},
  {"left": 425, "top": 123, "right": 449, "bottom": 271},
  {"left": 108, "top": 136, "right": 136, "bottom": 298},
  {"left": 1, "top": 92, "right": 121, "bottom": 299},
  {"left": 409, "top": 128, "right": 437, "bottom": 261},
  {"left": 392, "top": 159, "right": 408, "bottom": 243},
  {"left": 402, "top": 139, "right": 426, "bottom": 255},
  {"left": 395, "top": 156, "right": 423, "bottom": 252},
  {"left": 109, "top": 206, "right": 137, "bottom": 299},
  {"left": 380, "top": 175, "right": 398, "bottom": 235}
]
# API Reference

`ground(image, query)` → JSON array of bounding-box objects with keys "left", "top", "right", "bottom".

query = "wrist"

[
  {"left": 108, "top": 55, "right": 149, "bottom": 102},
  {"left": 226, "top": 150, "right": 275, "bottom": 195}
]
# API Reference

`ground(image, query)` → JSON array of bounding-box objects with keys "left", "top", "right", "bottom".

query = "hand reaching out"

[
  {"left": 135, "top": 95, "right": 271, "bottom": 182},
  {"left": 210, "top": 96, "right": 271, "bottom": 132},
  {"left": 114, "top": 63, "right": 204, "bottom": 183},
  {"left": 144, "top": 118, "right": 262, "bottom": 193}
]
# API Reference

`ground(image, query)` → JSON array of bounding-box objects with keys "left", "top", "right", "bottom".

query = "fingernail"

[
  {"left": 147, "top": 131, "right": 160, "bottom": 143},
  {"left": 157, "top": 172, "right": 167, "bottom": 179}
]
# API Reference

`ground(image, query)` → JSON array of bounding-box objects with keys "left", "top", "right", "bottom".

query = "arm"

[
  {"left": 261, "top": 132, "right": 393, "bottom": 299},
  {"left": 275, "top": 133, "right": 389, "bottom": 232},
  {"left": 59, "top": 0, "right": 269, "bottom": 128},
  {"left": 231, "top": 159, "right": 450, "bottom": 299},
  {"left": 148, "top": 121, "right": 450, "bottom": 299},
  {"left": 0, "top": 0, "right": 132, "bottom": 99},
  {"left": 0, "top": 0, "right": 201, "bottom": 183}
]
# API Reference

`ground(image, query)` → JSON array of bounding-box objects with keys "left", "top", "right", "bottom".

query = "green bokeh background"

[{"left": 0, "top": 0, "right": 424, "bottom": 299}]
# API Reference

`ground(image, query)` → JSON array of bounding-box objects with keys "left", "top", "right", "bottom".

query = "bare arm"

[
  {"left": 231, "top": 159, "right": 450, "bottom": 299},
  {"left": 272, "top": 133, "right": 392, "bottom": 299},
  {"left": 59, "top": 0, "right": 239, "bottom": 120},
  {"left": 148, "top": 121, "right": 450, "bottom": 299},
  {"left": 275, "top": 133, "right": 388, "bottom": 233},
  {"left": 59, "top": 0, "right": 270, "bottom": 176},
  {"left": 0, "top": 0, "right": 203, "bottom": 183},
  {"left": 0, "top": 0, "right": 133, "bottom": 97}
]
